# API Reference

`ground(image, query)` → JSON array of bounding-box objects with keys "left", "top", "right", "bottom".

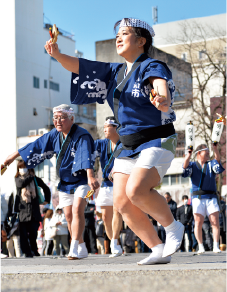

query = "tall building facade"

[{"left": 0, "top": 0, "right": 96, "bottom": 194}]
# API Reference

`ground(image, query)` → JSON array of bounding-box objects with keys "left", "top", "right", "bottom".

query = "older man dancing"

[{"left": 4, "top": 104, "right": 99, "bottom": 260}]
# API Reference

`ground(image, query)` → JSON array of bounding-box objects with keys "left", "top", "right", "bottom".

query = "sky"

[{"left": 43, "top": 0, "right": 226, "bottom": 60}]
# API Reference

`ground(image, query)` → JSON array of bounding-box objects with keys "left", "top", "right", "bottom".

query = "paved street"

[{"left": 1, "top": 252, "right": 226, "bottom": 292}]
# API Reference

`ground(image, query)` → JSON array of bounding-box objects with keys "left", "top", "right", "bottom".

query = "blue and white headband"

[{"left": 119, "top": 18, "right": 155, "bottom": 38}]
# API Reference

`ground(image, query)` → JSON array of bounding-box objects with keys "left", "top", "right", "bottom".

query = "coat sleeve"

[
  {"left": 188, "top": 206, "right": 193, "bottom": 225},
  {"left": 182, "top": 162, "right": 193, "bottom": 178},
  {"left": 72, "top": 134, "right": 95, "bottom": 174},
  {"left": 35, "top": 176, "right": 51, "bottom": 204},
  {"left": 176, "top": 207, "right": 180, "bottom": 221},
  {"left": 70, "top": 58, "right": 121, "bottom": 105},
  {"left": 18, "top": 130, "right": 57, "bottom": 169}
]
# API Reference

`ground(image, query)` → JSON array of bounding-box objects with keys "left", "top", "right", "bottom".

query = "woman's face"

[{"left": 116, "top": 26, "right": 143, "bottom": 58}]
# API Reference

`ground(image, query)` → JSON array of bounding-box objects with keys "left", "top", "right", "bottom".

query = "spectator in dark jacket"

[
  {"left": 164, "top": 192, "right": 177, "bottom": 219},
  {"left": 14, "top": 159, "right": 50, "bottom": 257},
  {"left": 83, "top": 203, "right": 98, "bottom": 254},
  {"left": 176, "top": 195, "right": 193, "bottom": 251}
]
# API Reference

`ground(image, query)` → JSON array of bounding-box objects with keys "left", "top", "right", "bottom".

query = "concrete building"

[
  {"left": 0, "top": 0, "right": 96, "bottom": 194},
  {"left": 153, "top": 13, "right": 226, "bottom": 196},
  {"left": 95, "top": 39, "right": 193, "bottom": 203}
]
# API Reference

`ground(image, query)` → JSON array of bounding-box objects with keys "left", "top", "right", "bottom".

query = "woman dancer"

[{"left": 45, "top": 18, "right": 184, "bottom": 264}]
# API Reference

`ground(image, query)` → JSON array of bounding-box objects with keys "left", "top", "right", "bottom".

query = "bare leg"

[
  {"left": 112, "top": 207, "right": 123, "bottom": 239},
  {"left": 209, "top": 212, "right": 220, "bottom": 243},
  {"left": 100, "top": 206, "right": 113, "bottom": 240},
  {"left": 194, "top": 213, "right": 204, "bottom": 244},
  {"left": 71, "top": 197, "right": 87, "bottom": 242},
  {"left": 113, "top": 173, "right": 162, "bottom": 248},
  {"left": 63, "top": 205, "right": 73, "bottom": 237},
  {"left": 126, "top": 167, "right": 174, "bottom": 226}
]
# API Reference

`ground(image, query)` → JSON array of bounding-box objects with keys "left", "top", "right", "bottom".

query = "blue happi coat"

[
  {"left": 94, "top": 139, "right": 114, "bottom": 187},
  {"left": 182, "top": 160, "right": 225, "bottom": 199},
  {"left": 18, "top": 125, "right": 95, "bottom": 194},
  {"left": 71, "top": 54, "right": 177, "bottom": 158}
]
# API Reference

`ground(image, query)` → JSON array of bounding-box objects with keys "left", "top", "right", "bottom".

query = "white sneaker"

[
  {"left": 78, "top": 243, "right": 88, "bottom": 259},
  {"left": 1, "top": 253, "right": 8, "bottom": 259},
  {"left": 213, "top": 248, "right": 221, "bottom": 253},
  {"left": 162, "top": 221, "right": 184, "bottom": 257},
  {"left": 137, "top": 254, "right": 171, "bottom": 265}
]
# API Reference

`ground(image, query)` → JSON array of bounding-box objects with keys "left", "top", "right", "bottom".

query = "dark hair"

[
  {"left": 182, "top": 195, "right": 188, "bottom": 200},
  {"left": 114, "top": 18, "right": 153, "bottom": 54},
  {"left": 15, "top": 160, "right": 34, "bottom": 178},
  {"left": 165, "top": 192, "right": 171, "bottom": 197},
  {"left": 195, "top": 144, "right": 207, "bottom": 154},
  {"left": 105, "top": 116, "right": 118, "bottom": 127}
]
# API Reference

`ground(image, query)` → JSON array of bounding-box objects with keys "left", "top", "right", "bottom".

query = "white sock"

[
  {"left": 198, "top": 243, "right": 205, "bottom": 251},
  {"left": 152, "top": 243, "right": 164, "bottom": 255},
  {"left": 79, "top": 242, "right": 86, "bottom": 249},
  {"left": 213, "top": 242, "right": 219, "bottom": 249},
  {"left": 164, "top": 220, "right": 178, "bottom": 232},
  {"left": 112, "top": 239, "right": 118, "bottom": 245},
  {"left": 69, "top": 239, "right": 79, "bottom": 255}
]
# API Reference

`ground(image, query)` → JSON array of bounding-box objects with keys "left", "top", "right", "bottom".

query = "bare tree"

[{"left": 167, "top": 20, "right": 226, "bottom": 192}]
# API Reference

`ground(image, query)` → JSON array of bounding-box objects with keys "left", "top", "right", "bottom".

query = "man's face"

[
  {"left": 53, "top": 112, "right": 73, "bottom": 133},
  {"left": 104, "top": 124, "right": 117, "bottom": 139},
  {"left": 164, "top": 194, "right": 171, "bottom": 203},
  {"left": 57, "top": 209, "right": 62, "bottom": 215},
  {"left": 198, "top": 148, "right": 210, "bottom": 162}
]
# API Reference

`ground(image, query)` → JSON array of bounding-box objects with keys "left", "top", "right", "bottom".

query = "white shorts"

[
  {"left": 96, "top": 186, "right": 113, "bottom": 207},
  {"left": 58, "top": 184, "right": 90, "bottom": 208},
  {"left": 192, "top": 198, "right": 220, "bottom": 217},
  {"left": 113, "top": 147, "right": 174, "bottom": 182}
]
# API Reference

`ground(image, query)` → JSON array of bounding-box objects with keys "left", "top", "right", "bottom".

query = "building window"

[
  {"left": 33, "top": 76, "right": 39, "bottom": 89},
  {"left": 181, "top": 53, "right": 187, "bottom": 62},
  {"left": 44, "top": 80, "right": 48, "bottom": 88},
  {"left": 93, "top": 109, "right": 96, "bottom": 117},
  {"left": 199, "top": 50, "right": 206, "bottom": 60},
  {"left": 162, "top": 174, "right": 190, "bottom": 186},
  {"left": 49, "top": 81, "right": 59, "bottom": 91},
  {"left": 35, "top": 161, "right": 44, "bottom": 178},
  {"left": 83, "top": 107, "right": 87, "bottom": 115}
]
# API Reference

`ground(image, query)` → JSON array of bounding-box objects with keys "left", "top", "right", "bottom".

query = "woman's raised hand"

[{"left": 44, "top": 40, "right": 60, "bottom": 60}]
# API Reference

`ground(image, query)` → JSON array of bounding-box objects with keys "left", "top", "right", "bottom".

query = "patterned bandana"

[
  {"left": 104, "top": 119, "right": 119, "bottom": 127},
  {"left": 119, "top": 18, "right": 155, "bottom": 37},
  {"left": 53, "top": 104, "right": 74, "bottom": 115}
]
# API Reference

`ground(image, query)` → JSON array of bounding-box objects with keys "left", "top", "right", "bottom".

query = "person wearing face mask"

[
  {"left": 4, "top": 104, "right": 99, "bottom": 260},
  {"left": 182, "top": 144, "right": 225, "bottom": 254},
  {"left": 13, "top": 159, "right": 50, "bottom": 257},
  {"left": 176, "top": 195, "right": 193, "bottom": 252}
]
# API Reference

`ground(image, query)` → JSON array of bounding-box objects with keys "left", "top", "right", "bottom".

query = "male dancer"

[
  {"left": 95, "top": 117, "right": 123, "bottom": 257},
  {"left": 182, "top": 144, "right": 224, "bottom": 254},
  {"left": 4, "top": 104, "right": 99, "bottom": 259}
]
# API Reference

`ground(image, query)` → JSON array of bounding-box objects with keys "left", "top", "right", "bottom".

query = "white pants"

[
  {"left": 96, "top": 186, "right": 113, "bottom": 207},
  {"left": 192, "top": 198, "right": 220, "bottom": 217},
  {"left": 113, "top": 147, "right": 174, "bottom": 182},
  {"left": 59, "top": 184, "right": 90, "bottom": 208}
]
